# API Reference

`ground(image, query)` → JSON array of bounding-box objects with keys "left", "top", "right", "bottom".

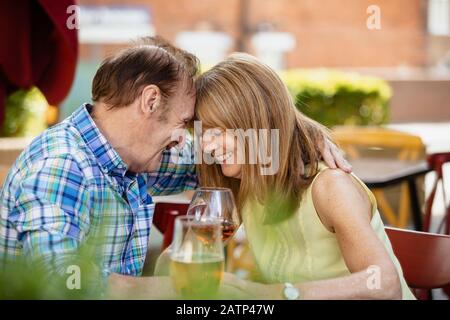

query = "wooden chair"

[
  {"left": 424, "top": 152, "right": 450, "bottom": 234},
  {"left": 332, "top": 126, "right": 426, "bottom": 228},
  {"left": 422, "top": 152, "right": 450, "bottom": 298},
  {"left": 385, "top": 227, "right": 450, "bottom": 299}
]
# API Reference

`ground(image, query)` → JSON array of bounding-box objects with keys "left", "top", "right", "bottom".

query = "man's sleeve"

[
  {"left": 9, "top": 156, "right": 91, "bottom": 274},
  {"left": 147, "top": 135, "right": 199, "bottom": 196}
]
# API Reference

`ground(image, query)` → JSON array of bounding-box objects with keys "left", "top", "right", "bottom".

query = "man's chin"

[{"left": 146, "top": 153, "right": 164, "bottom": 173}]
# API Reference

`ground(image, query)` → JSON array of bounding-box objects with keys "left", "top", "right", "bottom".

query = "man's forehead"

[{"left": 175, "top": 85, "right": 195, "bottom": 102}]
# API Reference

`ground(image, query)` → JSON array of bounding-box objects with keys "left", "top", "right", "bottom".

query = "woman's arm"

[
  {"left": 224, "top": 169, "right": 402, "bottom": 300},
  {"left": 308, "top": 169, "right": 401, "bottom": 299}
]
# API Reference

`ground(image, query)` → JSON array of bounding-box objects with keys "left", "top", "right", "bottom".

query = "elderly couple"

[{"left": 0, "top": 37, "right": 414, "bottom": 299}]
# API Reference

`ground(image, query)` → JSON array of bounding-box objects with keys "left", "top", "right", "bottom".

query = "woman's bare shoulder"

[{"left": 311, "top": 168, "right": 372, "bottom": 230}]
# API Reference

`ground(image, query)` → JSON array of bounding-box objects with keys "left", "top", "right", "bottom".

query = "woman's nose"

[{"left": 202, "top": 140, "right": 219, "bottom": 154}]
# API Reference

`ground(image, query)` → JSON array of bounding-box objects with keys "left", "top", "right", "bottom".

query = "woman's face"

[{"left": 202, "top": 128, "right": 242, "bottom": 179}]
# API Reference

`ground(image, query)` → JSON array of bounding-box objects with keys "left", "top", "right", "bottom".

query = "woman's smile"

[{"left": 215, "top": 151, "right": 233, "bottom": 163}]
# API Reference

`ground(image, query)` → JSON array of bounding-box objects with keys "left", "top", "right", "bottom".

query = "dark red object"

[
  {"left": 424, "top": 152, "right": 450, "bottom": 235},
  {"left": 424, "top": 152, "right": 450, "bottom": 298},
  {"left": 0, "top": 0, "right": 78, "bottom": 125},
  {"left": 153, "top": 203, "right": 189, "bottom": 250},
  {"left": 385, "top": 227, "right": 450, "bottom": 300}
]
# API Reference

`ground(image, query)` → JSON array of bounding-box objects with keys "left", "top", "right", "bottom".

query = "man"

[{"left": 0, "top": 37, "right": 350, "bottom": 298}]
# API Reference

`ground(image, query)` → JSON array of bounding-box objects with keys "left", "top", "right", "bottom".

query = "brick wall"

[
  {"left": 247, "top": 0, "right": 427, "bottom": 67},
  {"left": 77, "top": 0, "right": 428, "bottom": 68}
]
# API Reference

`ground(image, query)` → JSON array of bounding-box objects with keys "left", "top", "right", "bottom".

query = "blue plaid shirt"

[{"left": 0, "top": 104, "right": 197, "bottom": 276}]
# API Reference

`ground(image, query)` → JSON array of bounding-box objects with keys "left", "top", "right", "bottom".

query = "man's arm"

[
  {"left": 300, "top": 113, "right": 352, "bottom": 173},
  {"left": 10, "top": 156, "right": 91, "bottom": 274}
]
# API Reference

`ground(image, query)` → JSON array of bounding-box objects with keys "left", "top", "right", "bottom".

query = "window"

[{"left": 428, "top": 0, "right": 450, "bottom": 36}]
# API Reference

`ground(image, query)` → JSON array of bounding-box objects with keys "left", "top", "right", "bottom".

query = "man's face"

[{"left": 135, "top": 84, "right": 195, "bottom": 173}]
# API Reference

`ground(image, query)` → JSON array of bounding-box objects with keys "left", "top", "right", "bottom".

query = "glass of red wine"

[{"left": 187, "top": 187, "right": 240, "bottom": 245}]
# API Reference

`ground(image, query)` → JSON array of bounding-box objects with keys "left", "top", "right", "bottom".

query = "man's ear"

[{"left": 140, "top": 85, "right": 162, "bottom": 116}]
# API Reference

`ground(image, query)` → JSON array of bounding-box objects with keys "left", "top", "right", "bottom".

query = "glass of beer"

[
  {"left": 187, "top": 187, "right": 240, "bottom": 245},
  {"left": 170, "top": 216, "right": 224, "bottom": 299}
]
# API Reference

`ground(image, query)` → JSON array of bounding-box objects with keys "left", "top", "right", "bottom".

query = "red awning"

[{"left": 0, "top": 0, "right": 78, "bottom": 126}]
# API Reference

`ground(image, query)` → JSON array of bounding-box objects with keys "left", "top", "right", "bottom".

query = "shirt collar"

[{"left": 71, "top": 103, "right": 128, "bottom": 176}]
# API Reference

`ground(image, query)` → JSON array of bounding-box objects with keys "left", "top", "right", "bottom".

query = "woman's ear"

[{"left": 140, "top": 84, "right": 161, "bottom": 116}]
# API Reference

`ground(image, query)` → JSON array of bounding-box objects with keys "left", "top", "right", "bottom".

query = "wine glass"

[
  {"left": 187, "top": 187, "right": 240, "bottom": 245},
  {"left": 170, "top": 216, "right": 224, "bottom": 299},
  {"left": 154, "top": 187, "right": 240, "bottom": 277}
]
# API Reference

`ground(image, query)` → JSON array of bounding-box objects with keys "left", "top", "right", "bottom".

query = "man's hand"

[{"left": 320, "top": 139, "right": 352, "bottom": 173}]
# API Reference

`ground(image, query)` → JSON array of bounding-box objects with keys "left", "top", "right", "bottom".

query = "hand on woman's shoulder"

[{"left": 311, "top": 168, "right": 372, "bottom": 233}]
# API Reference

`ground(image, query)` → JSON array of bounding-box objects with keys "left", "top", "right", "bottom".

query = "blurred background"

[
  {"left": 1, "top": 0, "right": 450, "bottom": 131},
  {"left": 69, "top": 0, "right": 450, "bottom": 123},
  {"left": 0, "top": 0, "right": 449, "bottom": 299}
]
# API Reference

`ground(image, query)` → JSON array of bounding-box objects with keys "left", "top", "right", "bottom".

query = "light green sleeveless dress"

[{"left": 242, "top": 163, "right": 416, "bottom": 299}]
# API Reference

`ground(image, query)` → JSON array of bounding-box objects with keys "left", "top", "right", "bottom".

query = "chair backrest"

[
  {"left": 424, "top": 152, "right": 450, "bottom": 234},
  {"left": 385, "top": 227, "right": 450, "bottom": 289},
  {"left": 332, "top": 126, "right": 425, "bottom": 161}
]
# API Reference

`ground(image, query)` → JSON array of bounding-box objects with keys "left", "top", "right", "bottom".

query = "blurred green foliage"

[
  {"left": 282, "top": 69, "right": 392, "bottom": 127},
  {"left": 0, "top": 254, "right": 103, "bottom": 299},
  {"left": 0, "top": 225, "right": 106, "bottom": 299},
  {"left": 2, "top": 87, "right": 48, "bottom": 137}
]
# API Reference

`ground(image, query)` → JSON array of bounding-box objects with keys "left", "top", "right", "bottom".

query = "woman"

[{"left": 195, "top": 53, "right": 415, "bottom": 300}]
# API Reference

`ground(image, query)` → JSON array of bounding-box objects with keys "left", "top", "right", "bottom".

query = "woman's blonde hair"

[{"left": 195, "top": 53, "right": 329, "bottom": 223}]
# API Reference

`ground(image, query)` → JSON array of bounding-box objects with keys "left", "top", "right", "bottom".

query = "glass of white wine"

[{"left": 170, "top": 216, "right": 224, "bottom": 299}]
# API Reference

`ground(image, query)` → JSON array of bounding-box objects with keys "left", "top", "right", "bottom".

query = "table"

[{"left": 350, "top": 158, "right": 431, "bottom": 230}]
